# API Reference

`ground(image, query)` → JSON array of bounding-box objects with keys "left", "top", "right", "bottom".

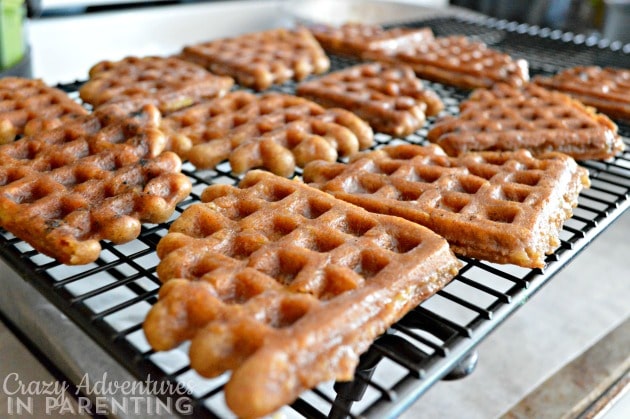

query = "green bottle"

[{"left": 0, "top": 0, "right": 25, "bottom": 70}]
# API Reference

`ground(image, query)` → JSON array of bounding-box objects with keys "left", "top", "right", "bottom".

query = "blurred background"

[
  {"left": 19, "top": 0, "right": 630, "bottom": 42},
  {"left": 451, "top": 0, "right": 629, "bottom": 43}
]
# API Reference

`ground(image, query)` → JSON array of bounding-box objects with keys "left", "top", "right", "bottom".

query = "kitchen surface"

[{"left": 1, "top": 0, "right": 629, "bottom": 418}]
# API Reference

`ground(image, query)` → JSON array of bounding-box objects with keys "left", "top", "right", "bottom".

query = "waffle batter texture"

[
  {"left": 310, "top": 22, "right": 435, "bottom": 58},
  {"left": 297, "top": 62, "right": 444, "bottom": 137},
  {"left": 180, "top": 27, "right": 330, "bottom": 91},
  {"left": 0, "top": 104, "right": 192, "bottom": 265},
  {"left": 0, "top": 77, "right": 88, "bottom": 144},
  {"left": 428, "top": 83, "right": 624, "bottom": 160},
  {"left": 303, "top": 144, "right": 590, "bottom": 268},
  {"left": 366, "top": 35, "right": 529, "bottom": 89},
  {"left": 534, "top": 66, "right": 630, "bottom": 121},
  {"left": 79, "top": 56, "right": 234, "bottom": 114},
  {"left": 144, "top": 170, "right": 461, "bottom": 418},
  {"left": 162, "top": 92, "right": 373, "bottom": 176}
]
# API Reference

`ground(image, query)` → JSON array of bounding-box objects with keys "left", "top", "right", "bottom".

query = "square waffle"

[
  {"left": 303, "top": 144, "right": 590, "bottom": 268},
  {"left": 534, "top": 66, "right": 630, "bottom": 122},
  {"left": 144, "top": 170, "right": 461, "bottom": 418},
  {"left": 427, "top": 83, "right": 624, "bottom": 160},
  {"left": 0, "top": 104, "right": 192, "bottom": 265},
  {"left": 161, "top": 92, "right": 374, "bottom": 175},
  {"left": 0, "top": 77, "right": 88, "bottom": 144},
  {"left": 296, "top": 62, "right": 444, "bottom": 137},
  {"left": 79, "top": 56, "right": 234, "bottom": 114},
  {"left": 309, "top": 22, "right": 435, "bottom": 58},
  {"left": 179, "top": 27, "right": 330, "bottom": 91},
  {"left": 365, "top": 35, "right": 529, "bottom": 89}
]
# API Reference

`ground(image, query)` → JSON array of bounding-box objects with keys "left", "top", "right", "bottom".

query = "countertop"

[{"left": 1, "top": 1, "right": 629, "bottom": 418}]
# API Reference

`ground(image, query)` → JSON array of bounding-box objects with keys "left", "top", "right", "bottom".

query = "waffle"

[
  {"left": 79, "top": 56, "right": 234, "bottom": 114},
  {"left": 0, "top": 104, "right": 192, "bottom": 265},
  {"left": 144, "top": 170, "right": 461, "bottom": 418},
  {"left": 534, "top": 66, "right": 630, "bottom": 121},
  {"left": 303, "top": 144, "right": 590, "bottom": 268},
  {"left": 366, "top": 35, "right": 529, "bottom": 89},
  {"left": 162, "top": 92, "right": 374, "bottom": 174},
  {"left": 309, "top": 22, "right": 434, "bottom": 58},
  {"left": 0, "top": 77, "right": 88, "bottom": 144},
  {"left": 427, "top": 83, "right": 624, "bottom": 160},
  {"left": 297, "top": 62, "right": 444, "bottom": 137},
  {"left": 162, "top": 92, "right": 317, "bottom": 157},
  {"left": 179, "top": 27, "right": 330, "bottom": 91},
  {"left": 228, "top": 110, "right": 370, "bottom": 177}
]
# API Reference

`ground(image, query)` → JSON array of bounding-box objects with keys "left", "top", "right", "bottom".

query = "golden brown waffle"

[
  {"left": 144, "top": 170, "right": 461, "bottom": 418},
  {"left": 162, "top": 92, "right": 374, "bottom": 175},
  {"left": 228, "top": 109, "right": 371, "bottom": 177},
  {"left": 309, "top": 22, "right": 434, "bottom": 58},
  {"left": 79, "top": 56, "right": 234, "bottom": 114},
  {"left": 162, "top": 92, "right": 320, "bottom": 157},
  {"left": 534, "top": 66, "right": 630, "bottom": 121},
  {"left": 366, "top": 35, "right": 529, "bottom": 89},
  {"left": 0, "top": 104, "right": 192, "bottom": 265},
  {"left": 179, "top": 27, "right": 330, "bottom": 91},
  {"left": 297, "top": 62, "right": 444, "bottom": 137},
  {"left": 427, "top": 83, "right": 624, "bottom": 160},
  {"left": 0, "top": 77, "right": 88, "bottom": 144},
  {"left": 161, "top": 91, "right": 259, "bottom": 156},
  {"left": 303, "top": 144, "right": 590, "bottom": 268}
]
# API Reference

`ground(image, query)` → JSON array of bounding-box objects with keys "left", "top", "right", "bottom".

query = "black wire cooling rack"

[{"left": 1, "top": 15, "right": 629, "bottom": 419}]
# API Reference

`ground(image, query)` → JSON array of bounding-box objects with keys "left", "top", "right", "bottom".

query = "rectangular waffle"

[
  {"left": 144, "top": 170, "right": 461, "bottom": 418},
  {"left": 427, "top": 83, "right": 624, "bottom": 160},
  {"left": 79, "top": 56, "right": 234, "bottom": 114},
  {"left": 303, "top": 144, "right": 590, "bottom": 268},
  {"left": 162, "top": 92, "right": 323, "bottom": 158},
  {"left": 0, "top": 77, "right": 88, "bottom": 144},
  {"left": 365, "top": 35, "right": 529, "bottom": 89},
  {"left": 179, "top": 27, "right": 330, "bottom": 91},
  {"left": 297, "top": 62, "right": 444, "bottom": 137},
  {"left": 534, "top": 66, "right": 630, "bottom": 122},
  {"left": 161, "top": 92, "right": 374, "bottom": 175},
  {"left": 0, "top": 104, "right": 192, "bottom": 265},
  {"left": 309, "top": 22, "right": 435, "bottom": 58}
]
